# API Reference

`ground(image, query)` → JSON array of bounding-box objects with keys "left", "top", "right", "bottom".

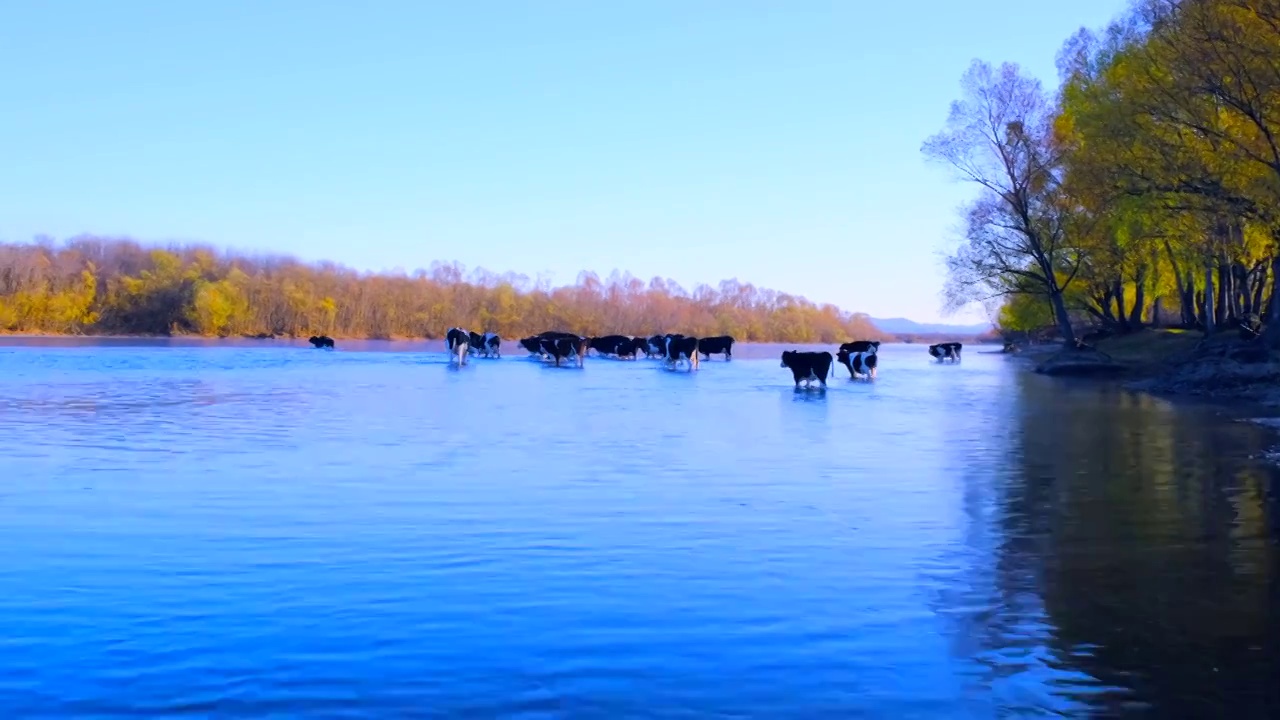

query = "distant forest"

[{"left": 0, "top": 237, "right": 882, "bottom": 343}]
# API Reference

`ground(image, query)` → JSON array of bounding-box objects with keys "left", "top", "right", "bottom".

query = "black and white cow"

[
  {"left": 477, "top": 332, "right": 501, "bottom": 358},
  {"left": 540, "top": 334, "right": 588, "bottom": 367},
  {"left": 839, "top": 340, "right": 880, "bottom": 355},
  {"left": 615, "top": 337, "right": 640, "bottom": 360},
  {"left": 836, "top": 340, "right": 880, "bottom": 379},
  {"left": 836, "top": 348, "right": 860, "bottom": 378},
  {"left": 519, "top": 336, "right": 545, "bottom": 356},
  {"left": 781, "top": 350, "right": 833, "bottom": 388},
  {"left": 663, "top": 334, "right": 700, "bottom": 371},
  {"left": 308, "top": 335, "right": 335, "bottom": 349},
  {"left": 698, "top": 335, "right": 735, "bottom": 361},
  {"left": 929, "top": 342, "right": 962, "bottom": 362},
  {"left": 588, "top": 335, "right": 631, "bottom": 358},
  {"left": 646, "top": 335, "right": 666, "bottom": 358},
  {"left": 445, "top": 327, "right": 470, "bottom": 365}
]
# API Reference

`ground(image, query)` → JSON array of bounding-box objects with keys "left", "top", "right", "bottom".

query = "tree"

[
  {"left": 924, "top": 60, "right": 1081, "bottom": 345},
  {"left": 0, "top": 236, "right": 883, "bottom": 342}
]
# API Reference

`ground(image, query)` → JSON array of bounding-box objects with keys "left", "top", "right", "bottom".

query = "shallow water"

[{"left": 0, "top": 339, "right": 1277, "bottom": 717}]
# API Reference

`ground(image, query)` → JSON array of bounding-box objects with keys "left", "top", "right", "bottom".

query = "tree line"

[
  {"left": 926, "top": 0, "right": 1280, "bottom": 346},
  {"left": 0, "top": 236, "right": 880, "bottom": 343}
]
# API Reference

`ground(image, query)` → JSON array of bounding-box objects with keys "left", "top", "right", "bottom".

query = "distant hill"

[{"left": 870, "top": 317, "right": 992, "bottom": 336}]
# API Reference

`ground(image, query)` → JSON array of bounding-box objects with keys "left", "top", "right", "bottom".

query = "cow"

[
  {"left": 863, "top": 352, "right": 878, "bottom": 377},
  {"left": 663, "top": 334, "right": 700, "bottom": 371},
  {"left": 478, "top": 332, "right": 501, "bottom": 358},
  {"left": 839, "top": 340, "right": 880, "bottom": 355},
  {"left": 468, "top": 331, "right": 485, "bottom": 356},
  {"left": 615, "top": 337, "right": 640, "bottom": 360},
  {"left": 781, "top": 350, "right": 833, "bottom": 388},
  {"left": 308, "top": 335, "right": 335, "bottom": 349},
  {"left": 519, "top": 336, "right": 545, "bottom": 356},
  {"left": 588, "top": 335, "right": 631, "bottom": 358},
  {"left": 540, "top": 335, "right": 588, "bottom": 367},
  {"left": 698, "top": 335, "right": 735, "bottom": 361},
  {"left": 836, "top": 348, "right": 860, "bottom": 378},
  {"left": 646, "top": 335, "right": 666, "bottom": 358},
  {"left": 836, "top": 340, "right": 879, "bottom": 379},
  {"left": 445, "top": 327, "right": 470, "bottom": 365},
  {"left": 929, "top": 342, "right": 963, "bottom": 362}
]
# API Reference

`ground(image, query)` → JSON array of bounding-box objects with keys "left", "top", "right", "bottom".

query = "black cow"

[
  {"left": 519, "top": 336, "right": 544, "bottom": 356},
  {"left": 663, "top": 335, "right": 700, "bottom": 371},
  {"left": 445, "top": 327, "right": 470, "bottom": 365},
  {"left": 929, "top": 342, "right": 962, "bottom": 362},
  {"left": 781, "top": 350, "right": 833, "bottom": 388},
  {"left": 540, "top": 335, "right": 588, "bottom": 367},
  {"left": 308, "top": 335, "right": 335, "bottom": 349},
  {"left": 698, "top": 335, "right": 735, "bottom": 361},
  {"left": 478, "top": 332, "right": 501, "bottom": 358}
]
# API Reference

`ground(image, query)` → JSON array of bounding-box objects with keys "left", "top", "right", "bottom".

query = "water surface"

[{"left": 0, "top": 339, "right": 1277, "bottom": 717}]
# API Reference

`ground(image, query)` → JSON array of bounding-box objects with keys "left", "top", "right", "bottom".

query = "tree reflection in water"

[{"left": 929, "top": 373, "right": 1279, "bottom": 716}]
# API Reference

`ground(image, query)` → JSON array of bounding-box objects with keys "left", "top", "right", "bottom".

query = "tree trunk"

[
  {"left": 1254, "top": 263, "right": 1268, "bottom": 320},
  {"left": 1234, "top": 262, "right": 1249, "bottom": 317},
  {"left": 1166, "top": 239, "right": 1196, "bottom": 327},
  {"left": 1203, "top": 266, "right": 1216, "bottom": 337},
  {"left": 1129, "top": 264, "right": 1147, "bottom": 330},
  {"left": 1216, "top": 260, "right": 1230, "bottom": 327},
  {"left": 1263, "top": 255, "right": 1280, "bottom": 347},
  {"left": 1049, "top": 288, "right": 1076, "bottom": 346},
  {"left": 1114, "top": 279, "right": 1130, "bottom": 333}
]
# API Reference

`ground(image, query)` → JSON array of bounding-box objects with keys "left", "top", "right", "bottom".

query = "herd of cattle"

[
  {"left": 443, "top": 328, "right": 734, "bottom": 370},
  {"left": 310, "top": 330, "right": 963, "bottom": 387}
]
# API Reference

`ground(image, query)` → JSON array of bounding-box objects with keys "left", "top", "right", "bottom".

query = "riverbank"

[{"left": 1010, "top": 329, "right": 1280, "bottom": 406}]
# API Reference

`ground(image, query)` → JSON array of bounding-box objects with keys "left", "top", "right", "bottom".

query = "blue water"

[{"left": 1, "top": 339, "right": 1277, "bottom": 717}]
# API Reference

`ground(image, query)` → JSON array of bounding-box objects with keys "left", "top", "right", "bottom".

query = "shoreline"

[
  {"left": 0, "top": 331, "right": 998, "bottom": 346},
  {"left": 1008, "top": 329, "right": 1280, "bottom": 408}
]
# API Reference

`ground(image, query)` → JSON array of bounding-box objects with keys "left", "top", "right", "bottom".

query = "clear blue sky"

[{"left": 1, "top": 0, "right": 1123, "bottom": 324}]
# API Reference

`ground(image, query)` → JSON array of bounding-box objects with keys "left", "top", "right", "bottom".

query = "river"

[{"left": 0, "top": 338, "right": 1276, "bottom": 717}]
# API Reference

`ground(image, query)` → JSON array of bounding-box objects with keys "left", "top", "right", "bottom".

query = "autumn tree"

[{"left": 0, "top": 236, "right": 882, "bottom": 343}]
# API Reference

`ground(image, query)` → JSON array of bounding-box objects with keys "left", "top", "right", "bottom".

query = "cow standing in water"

[
  {"left": 698, "top": 335, "right": 735, "bottom": 361},
  {"left": 540, "top": 335, "right": 588, "bottom": 367},
  {"left": 837, "top": 340, "right": 879, "bottom": 379},
  {"left": 928, "top": 342, "right": 962, "bottom": 362},
  {"left": 445, "top": 327, "right": 470, "bottom": 365},
  {"left": 467, "top": 331, "right": 501, "bottom": 358},
  {"left": 308, "top": 335, "right": 335, "bottom": 349},
  {"left": 663, "top": 334, "right": 700, "bottom": 371},
  {"left": 781, "top": 350, "right": 833, "bottom": 389},
  {"left": 588, "top": 335, "right": 632, "bottom": 358}
]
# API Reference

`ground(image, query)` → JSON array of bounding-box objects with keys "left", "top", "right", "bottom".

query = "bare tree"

[{"left": 924, "top": 60, "right": 1081, "bottom": 345}]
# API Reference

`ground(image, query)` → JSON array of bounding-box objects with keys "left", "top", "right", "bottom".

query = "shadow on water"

[{"left": 935, "top": 370, "right": 1280, "bottom": 716}]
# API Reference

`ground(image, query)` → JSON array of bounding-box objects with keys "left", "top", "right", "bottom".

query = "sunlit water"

[{"left": 1, "top": 338, "right": 1277, "bottom": 717}]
